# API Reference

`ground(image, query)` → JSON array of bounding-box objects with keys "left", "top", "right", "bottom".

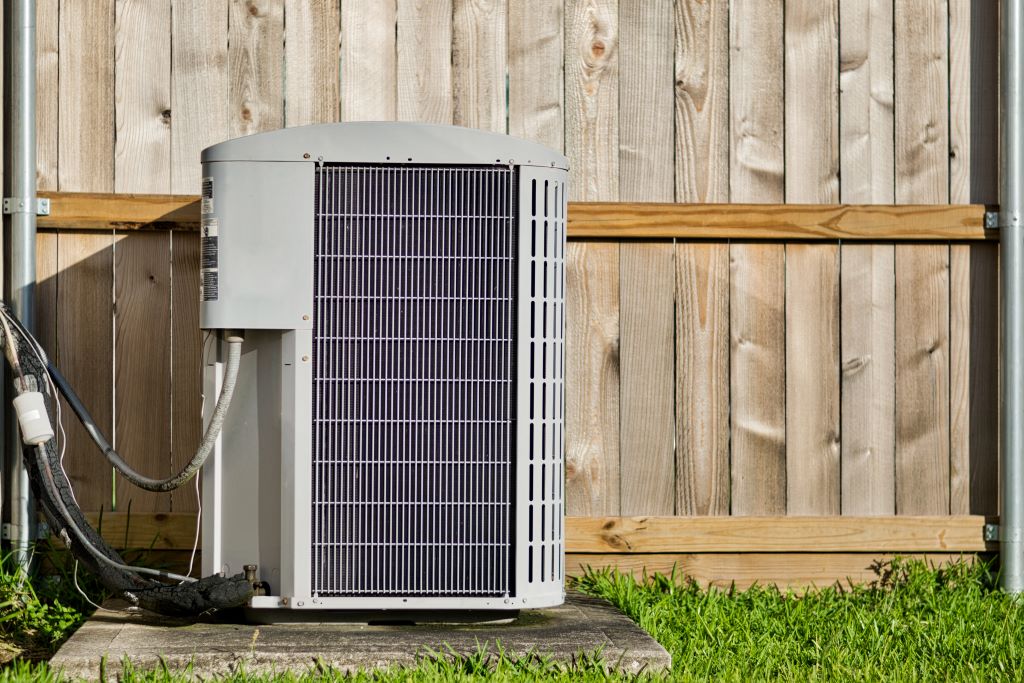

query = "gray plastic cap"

[{"left": 202, "top": 121, "right": 569, "bottom": 169}]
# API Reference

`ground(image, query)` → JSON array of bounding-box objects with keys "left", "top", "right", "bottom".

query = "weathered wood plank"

[
  {"left": 615, "top": 0, "right": 673, "bottom": 516},
  {"left": 838, "top": 0, "right": 894, "bottom": 203},
  {"left": 340, "top": 0, "right": 397, "bottom": 121},
  {"left": 566, "top": 516, "right": 989, "bottom": 553},
  {"left": 894, "top": 0, "right": 951, "bottom": 517},
  {"left": 674, "top": 0, "right": 728, "bottom": 203},
  {"left": 785, "top": 245, "right": 840, "bottom": 515},
  {"left": 675, "top": 242, "right": 729, "bottom": 516},
  {"left": 730, "top": 244, "right": 786, "bottom": 515},
  {"left": 170, "top": 232, "right": 203, "bottom": 513},
  {"left": 785, "top": 0, "right": 839, "bottom": 204},
  {"left": 894, "top": 0, "right": 949, "bottom": 204},
  {"left": 56, "top": 234, "right": 115, "bottom": 510},
  {"left": 730, "top": 0, "right": 783, "bottom": 202},
  {"left": 113, "top": 233, "right": 172, "bottom": 513},
  {"left": 568, "top": 203, "right": 990, "bottom": 240},
  {"left": 453, "top": 0, "right": 507, "bottom": 133},
  {"left": 565, "top": 242, "right": 620, "bottom": 516},
  {"left": 58, "top": 0, "right": 115, "bottom": 192},
  {"left": 840, "top": 244, "right": 896, "bottom": 515},
  {"left": 114, "top": 0, "right": 171, "bottom": 194},
  {"left": 65, "top": 512, "right": 990, "bottom": 555},
  {"left": 508, "top": 0, "right": 563, "bottom": 151},
  {"left": 396, "top": 0, "right": 453, "bottom": 124},
  {"left": 284, "top": 0, "right": 339, "bottom": 126},
  {"left": 950, "top": 243, "right": 999, "bottom": 515},
  {"left": 565, "top": 552, "right": 975, "bottom": 590},
  {"left": 38, "top": 193, "right": 993, "bottom": 240},
  {"left": 171, "top": 0, "right": 229, "bottom": 193},
  {"left": 728, "top": 0, "right": 784, "bottom": 517},
  {"left": 618, "top": 0, "right": 673, "bottom": 201},
  {"left": 949, "top": 0, "right": 998, "bottom": 205},
  {"left": 228, "top": 0, "right": 284, "bottom": 138},
  {"left": 565, "top": 0, "right": 619, "bottom": 200},
  {"left": 37, "top": 0, "right": 59, "bottom": 191},
  {"left": 619, "top": 243, "right": 674, "bottom": 515},
  {"left": 895, "top": 245, "right": 951, "bottom": 515}
]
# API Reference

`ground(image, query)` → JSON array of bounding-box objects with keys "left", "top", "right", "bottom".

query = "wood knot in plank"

[
  {"left": 842, "top": 355, "right": 870, "bottom": 375},
  {"left": 246, "top": 0, "right": 261, "bottom": 17}
]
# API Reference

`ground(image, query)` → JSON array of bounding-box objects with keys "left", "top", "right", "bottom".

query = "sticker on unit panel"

[{"left": 200, "top": 217, "right": 219, "bottom": 302}]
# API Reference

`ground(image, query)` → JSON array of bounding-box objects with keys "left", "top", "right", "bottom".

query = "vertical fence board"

[
  {"left": 841, "top": 244, "right": 896, "bottom": 515},
  {"left": 113, "top": 233, "right": 172, "bottom": 512},
  {"left": 785, "top": 245, "right": 840, "bottom": 515},
  {"left": 616, "top": 0, "right": 674, "bottom": 515},
  {"left": 783, "top": 0, "right": 839, "bottom": 516},
  {"left": 949, "top": 1, "right": 999, "bottom": 517},
  {"left": 674, "top": 0, "right": 728, "bottom": 203},
  {"left": 566, "top": 0, "right": 619, "bottom": 201},
  {"left": 170, "top": 232, "right": 202, "bottom": 513},
  {"left": 950, "top": 243, "right": 999, "bottom": 515},
  {"left": 228, "top": 0, "right": 284, "bottom": 138},
  {"left": 285, "top": 0, "right": 339, "bottom": 126},
  {"left": 37, "top": 0, "right": 59, "bottom": 191},
  {"left": 397, "top": 0, "right": 453, "bottom": 124},
  {"left": 36, "top": 233, "right": 60, "bottom": 467},
  {"left": 894, "top": 0, "right": 949, "bottom": 204},
  {"left": 838, "top": 0, "right": 896, "bottom": 517},
  {"left": 949, "top": 0, "right": 998, "bottom": 205},
  {"left": 895, "top": 246, "right": 951, "bottom": 515},
  {"left": 785, "top": 0, "right": 839, "bottom": 204},
  {"left": 58, "top": 0, "right": 114, "bottom": 192},
  {"left": 508, "top": 0, "right": 563, "bottom": 151},
  {"left": 676, "top": 242, "right": 730, "bottom": 516},
  {"left": 729, "top": 0, "right": 785, "bottom": 516},
  {"left": 340, "top": 0, "right": 397, "bottom": 121},
  {"left": 566, "top": 242, "right": 620, "bottom": 516},
  {"left": 619, "top": 244, "right": 674, "bottom": 515},
  {"left": 453, "top": 0, "right": 507, "bottom": 132},
  {"left": 729, "top": 0, "right": 783, "bottom": 202},
  {"left": 839, "top": 0, "right": 894, "bottom": 203},
  {"left": 619, "top": 0, "right": 673, "bottom": 200},
  {"left": 114, "top": 0, "right": 171, "bottom": 194},
  {"left": 894, "top": 0, "right": 950, "bottom": 516},
  {"left": 56, "top": 235, "right": 115, "bottom": 510},
  {"left": 171, "top": 0, "right": 228, "bottom": 193},
  {"left": 730, "top": 244, "right": 786, "bottom": 515}
]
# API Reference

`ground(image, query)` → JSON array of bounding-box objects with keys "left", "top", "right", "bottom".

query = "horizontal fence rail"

[
  {"left": 61, "top": 513, "right": 991, "bottom": 591},
  {"left": 37, "top": 192, "right": 993, "bottom": 241}
]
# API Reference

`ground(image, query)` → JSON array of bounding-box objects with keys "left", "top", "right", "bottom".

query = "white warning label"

[
  {"left": 200, "top": 217, "right": 219, "bottom": 302},
  {"left": 201, "top": 177, "right": 214, "bottom": 215}
]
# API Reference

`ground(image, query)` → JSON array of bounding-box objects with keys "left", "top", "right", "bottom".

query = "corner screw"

[
  {"left": 302, "top": 314, "right": 310, "bottom": 321},
  {"left": 303, "top": 152, "right": 310, "bottom": 159},
  {"left": 302, "top": 355, "right": 310, "bottom": 362}
]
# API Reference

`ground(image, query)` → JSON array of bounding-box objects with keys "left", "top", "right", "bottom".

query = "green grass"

[
  {"left": 1, "top": 557, "right": 1022, "bottom": 680},
  {"left": 577, "top": 557, "right": 1024, "bottom": 681}
]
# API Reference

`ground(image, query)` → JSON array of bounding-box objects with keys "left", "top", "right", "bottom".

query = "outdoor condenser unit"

[{"left": 199, "top": 122, "right": 568, "bottom": 614}]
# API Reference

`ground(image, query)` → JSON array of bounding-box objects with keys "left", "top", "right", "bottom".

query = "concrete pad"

[{"left": 50, "top": 591, "right": 671, "bottom": 679}]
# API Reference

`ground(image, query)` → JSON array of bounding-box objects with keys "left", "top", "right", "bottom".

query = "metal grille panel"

[
  {"left": 524, "top": 176, "right": 566, "bottom": 586},
  {"left": 312, "top": 165, "right": 517, "bottom": 597}
]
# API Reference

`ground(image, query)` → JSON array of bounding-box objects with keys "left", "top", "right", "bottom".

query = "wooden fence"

[{"left": 11, "top": 0, "right": 1006, "bottom": 584}]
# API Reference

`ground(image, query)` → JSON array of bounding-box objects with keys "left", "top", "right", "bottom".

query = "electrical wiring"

[{"left": 0, "top": 302, "right": 253, "bottom": 615}]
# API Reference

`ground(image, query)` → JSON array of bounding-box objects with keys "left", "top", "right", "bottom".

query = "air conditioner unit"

[{"left": 199, "top": 122, "right": 568, "bottom": 615}]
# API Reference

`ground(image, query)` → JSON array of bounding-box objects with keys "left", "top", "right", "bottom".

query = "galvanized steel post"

[
  {"left": 1004, "top": 0, "right": 1024, "bottom": 594},
  {"left": 4, "top": 0, "right": 38, "bottom": 569}
]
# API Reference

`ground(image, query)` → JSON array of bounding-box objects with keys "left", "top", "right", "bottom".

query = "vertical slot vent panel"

[
  {"left": 524, "top": 175, "right": 566, "bottom": 585},
  {"left": 312, "top": 165, "right": 517, "bottom": 597}
]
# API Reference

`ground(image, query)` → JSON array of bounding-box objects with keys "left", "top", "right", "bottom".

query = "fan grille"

[{"left": 311, "top": 165, "right": 517, "bottom": 597}]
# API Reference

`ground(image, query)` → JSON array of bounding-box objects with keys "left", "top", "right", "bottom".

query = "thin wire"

[
  {"left": 182, "top": 473, "right": 201, "bottom": 581},
  {"left": 72, "top": 561, "right": 125, "bottom": 614}
]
